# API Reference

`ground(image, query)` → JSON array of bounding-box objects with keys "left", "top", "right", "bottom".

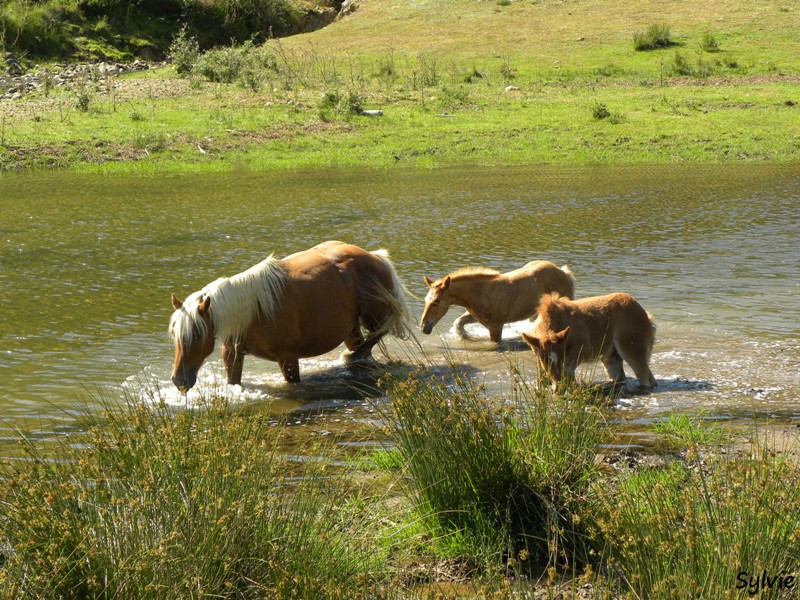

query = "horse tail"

[
  {"left": 559, "top": 264, "right": 576, "bottom": 299},
  {"left": 369, "top": 249, "right": 413, "bottom": 340},
  {"left": 647, "top": 312, "right": 657, "bottom": 358}
]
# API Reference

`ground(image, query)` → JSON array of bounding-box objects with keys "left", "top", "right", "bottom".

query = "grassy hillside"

[
  {"left": 1, "top": 0, "right": 798, "bottom": 172},
  {"left": 282, "top": 0, "right": 799, "bottom": 77}
]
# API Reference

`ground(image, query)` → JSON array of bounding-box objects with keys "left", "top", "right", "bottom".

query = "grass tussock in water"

[
  {"left": 0, "top": 398, "right": 386, "bottom": 599},
  {"left": 382, "top": 368, "right": 607, "bottom": 574}
]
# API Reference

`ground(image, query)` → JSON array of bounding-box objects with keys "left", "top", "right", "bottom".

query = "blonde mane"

[
  {"left": 448, "top": 266, "right": 501, "bottom": 280},
  {"left": 169, "top": 256, "right": 287, "bottom": 350}
]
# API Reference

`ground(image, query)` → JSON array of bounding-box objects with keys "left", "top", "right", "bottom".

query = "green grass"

[
  {"left": 652, "top": 412, "right": 730, "bottom": 447},
  {"left": 382, "top": 367, "right": 608, "bottom": 571},
  {"left": 593, "top": 444, "right": 800, "bottom": 598},
  {"left": 0, "top": 396, "right": 389, "bottom": 599},
  {"left": 3, "top": 372, "right": 800, "bottom": 598},
  {"left": 1, "top": 0, "right": 799, "bottom": 173}
]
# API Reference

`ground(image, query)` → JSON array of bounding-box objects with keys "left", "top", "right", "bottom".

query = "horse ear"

[
  {"left": 171, "top": 294, "right": 183, "bottom": 310},
  {"left": 442, "top": 276, "right": 451, "bottom": 289},
  {"left": 424, "top": 275, "right": 434, "bottom": 287},
  {"left": 521, "top": 332, "right": 541, "bottom": 349},
  {"left": 554, "top": 326, "right": 571, "bottom": 343},
  {"left": 198, "top": 296, "right": 211, "bottom": 315}
]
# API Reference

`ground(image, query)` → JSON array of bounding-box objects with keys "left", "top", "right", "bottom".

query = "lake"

[{"left": 1, "top": 164, "right": 798, "bottom": 450}]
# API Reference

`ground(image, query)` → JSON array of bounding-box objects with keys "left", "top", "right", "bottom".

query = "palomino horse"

[
  {"left": 169, "top": 241, "right": 409, "bottom": 389},
  {"left": 420, "top": 261, "right": 575, "bottom": 343},
  {"left": 521, "top": 292, "right": 657, "bottom": 389}
]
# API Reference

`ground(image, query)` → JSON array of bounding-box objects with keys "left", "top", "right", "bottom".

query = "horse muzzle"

[
  {"left": 171, "top": 367, "right": 198, "bottom": 392},
  {"left": 420, "top": 320, "right": 433, "bottom": 335}
]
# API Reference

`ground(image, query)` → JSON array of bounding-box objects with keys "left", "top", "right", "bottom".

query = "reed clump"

[
  {"left": 592, "top": 442, "right": 800, "bottom": 598},
  {"left": 383, "top": 368, "right": 607, "bottom": 572},
  {"left": 0, "top": 397, "right": 385, "bottom": 599}
]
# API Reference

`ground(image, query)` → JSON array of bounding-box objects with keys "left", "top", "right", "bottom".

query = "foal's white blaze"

[
  {"left": 549, "top": 352, "right": 559, "bottom": 366},
  {"left": 425, "top": 288, "right": 437, "bottom": 303}
]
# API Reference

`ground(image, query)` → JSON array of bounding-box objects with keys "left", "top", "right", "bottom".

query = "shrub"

[
  {"left": 633, "top": 22, "right": 672, "bottom": 51},
  {"left": 670, "top": 51, "right": 694, "bottom": 76},
  {"left": 318, "top": 90, "right": 364, "bottom": 118},
  {"left": 592, "top": 102, "right": 611, "bottom": 120},
  {"left": 193, "top": 40, "right": 277, "bottom": 86},
  {"left": 168, "top": 25, "right": 200, "bottom": 76},
  {"left": 700, "top": 31, "right": 720, "bottom": 53}
]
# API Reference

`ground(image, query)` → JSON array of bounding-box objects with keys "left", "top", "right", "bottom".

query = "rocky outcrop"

[
  {"left": 1, "top": 56, "right": 154, "bottom": 100},
  {"left": 337, "top": 0, "right": 365, "bottom": 20}
]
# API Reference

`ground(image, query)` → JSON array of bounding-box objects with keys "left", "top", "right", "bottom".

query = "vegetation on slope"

[{"left": 1, "top": 0, "right": 798, "bottom": 172}]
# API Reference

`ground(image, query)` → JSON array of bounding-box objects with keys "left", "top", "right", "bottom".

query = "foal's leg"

[
  {"left": 453, "top": 311, "right": 477, "bottom": 339},
  {"left": 617, "top": 342, "right": 657, "bottom": 388},
  {"left": 221, "top": 343, "right": 245, "bottom": 385},
  {"left": 601, "top": 347, "right": 627, "bottom": 383}
]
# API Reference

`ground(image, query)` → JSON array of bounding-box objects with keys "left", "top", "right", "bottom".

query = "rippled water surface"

[{"left": 1, "top": 165, "right": 798, "bottom": 448}]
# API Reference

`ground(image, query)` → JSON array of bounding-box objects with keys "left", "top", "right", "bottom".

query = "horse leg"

[
  {"left": 278, "top": 358, "right": 301, "bottom": 383},
  {"left": 349, "top": 335, "right": 381, "bottom": 362},
  {"left": 221, "top": 343, "right": 245, "bottom": 386},
  {"left": 344, "top": 323, "right": 366, "bottom": 352},
  {"left": 453, "top": 311, "right": 477, "bottom": 339},
  {"left": 487, "top": 323, "right": 504, "bottom": 344},
  {"left": 601, "top": 347, "right": 627, "bottom": 383},
  {"left": 617, "top": 342, "right": 657, "bottom": 389}
]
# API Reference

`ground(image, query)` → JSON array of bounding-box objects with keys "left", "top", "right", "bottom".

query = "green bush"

[
  {"left": 168, "top": 26, "right": 200, "bottom": 76},
  {"left": 318, "top": 90, "right": 365, "bottom": 118},
  {"left": 592, "top": 102, "right": 611, "bottom": 120},
  {"left": 193, "top": 40, "right": 277, "bottom": 85},
  {"left": 633, "top": 22, "right": 672, "bottom": 51},
  {"left": 700, "top": 31, "right": 720, "bottom": 52}
]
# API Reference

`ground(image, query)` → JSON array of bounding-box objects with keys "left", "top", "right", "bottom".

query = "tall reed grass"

[
  {"left": 0, "top": 396, "right": 386, "bottom": 599},
  {"left": 382, "top": 367, "right": 607, "bottom": 573},
  {"left": 593, "top": 441, "right": 800, "bottom": 598}
]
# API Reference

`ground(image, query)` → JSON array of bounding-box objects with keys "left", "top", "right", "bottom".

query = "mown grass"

[{"left": 1, "top": 0, "right": 799, "bottom": 172}]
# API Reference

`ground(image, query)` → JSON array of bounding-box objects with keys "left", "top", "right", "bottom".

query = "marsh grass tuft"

[
  {"left": 382, "top": 367, "right": 607, "bottom": 571},
  {"left": 593, "top": 443, "right": 800, "bottom": 598},
  {"left": 652, "top": 412, "right": 729, "bottom": 447},
  {"left": 0, "top": 395, "right": 386, "bottom": 599},
  {"left": 633, "top": 23, "right": 673, "bottom": 51}
]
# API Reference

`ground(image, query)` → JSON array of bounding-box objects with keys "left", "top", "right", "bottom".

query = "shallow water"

[{"left": 1, "top": 164, "right": 798, "bottom": 450}]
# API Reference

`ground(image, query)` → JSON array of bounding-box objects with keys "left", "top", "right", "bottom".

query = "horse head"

[
  {"left": 169, "top": 293, "right": 215, "bottom": 392},
  {"left": 420, "top": 275, "right": 453, "bottom": 334},
  {"left": 521, "top": 327, "right": 571, "bottom": 383}
]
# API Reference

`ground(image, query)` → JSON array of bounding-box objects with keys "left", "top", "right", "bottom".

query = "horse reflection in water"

[
  {"left": 420, "top": 260, "right": 575, "bottom": 343},
  {"left": 168, "top": 241, "right": 409, "bottom": 390}
]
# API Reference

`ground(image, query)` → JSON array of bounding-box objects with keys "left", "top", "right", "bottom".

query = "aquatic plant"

[{"left": 382, "top": 367, "right": 607, "bottom": 571}]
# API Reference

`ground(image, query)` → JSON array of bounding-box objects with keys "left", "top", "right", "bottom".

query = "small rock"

[{"left": 505, "top": 85, "right": 520, "bottom": 92}]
